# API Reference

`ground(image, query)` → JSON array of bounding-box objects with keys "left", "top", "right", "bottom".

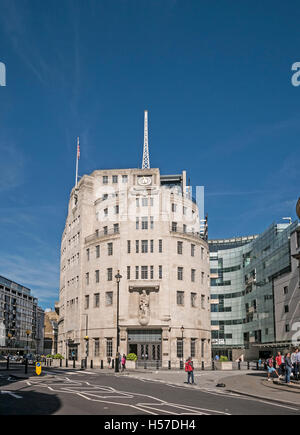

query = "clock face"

[{"left": 138, "top": 176, "right": 152, "bottom": 186}]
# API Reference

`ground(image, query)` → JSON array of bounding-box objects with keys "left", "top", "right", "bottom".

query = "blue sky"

[{"left": 0, "top": 0, "right": 299, "bottom": 309}]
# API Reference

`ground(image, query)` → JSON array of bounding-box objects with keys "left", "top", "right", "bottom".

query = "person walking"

[
  {"left": 266, "top": 355, "right": 279, "bottom": 381},
  {"left": 275, "top": 352, "right": 285, "bottom": 378},
  {"left": 296, "top": 348, "right": 300, "bottom": 381},
  {"left": 291, "top": 348, "right": 297, "bottom": 379},
  {"left": 284, "top": 352, "right": 292, "bottom": 384},
  {"left": 121, "top": 354, "right": 126, "bottom": 372},
  {"left": 185, "top": 357, "right": 195, "bottom": 385}
]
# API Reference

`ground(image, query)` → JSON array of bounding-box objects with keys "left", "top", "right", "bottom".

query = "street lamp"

[
  {"left": 180, "top": 325, "right": 184, "bottom": 369},
  {"left": 25, "top": 330, "right": 31, "bottom": 357},
  {"left": 115, "top": 270, "right": 122, "bottom": 373}
]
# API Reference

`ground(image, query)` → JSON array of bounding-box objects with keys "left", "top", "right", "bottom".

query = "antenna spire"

[{"left": 142, "top": 110, "right": 150, "bottom": 169}]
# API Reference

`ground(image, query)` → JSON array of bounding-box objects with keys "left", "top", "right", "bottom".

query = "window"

[
  {"left": 136, "top": 217, "right": 139, "bottom": 230},
  {"left": 159, "top": 265, "right": 162, "bottom": 279},
  {"left": 172, "top": 203, "right": 176, "bottom": 212},
  {"left": 191, "top": 293, "right": 197, "bottom": 307},
  {"left": 201, "top": 339, "right": 205, "bottom": 358},
  {"left": 150, "top": 216, "right": 154, "bottom": 229},
  {"left": 107, "top": 268, "right": 113, "bottom": 281},
  {"left": 191, "top": 244, "right": 195, "bottom": 257},
  {"left": 159, "top": 239, "right": 163, "bottom": 253},
  {"left": 94, "top": 338, "right": 100, "bottom": 357},
  {"left": 284, "top": 286, "right": 288, "bottom": 295},
  {"left": 103, "top": 176, "right": 108, "bottom": 184},
  {"left": 142, "top": 197, "right": 148, "bottom": 207},
  {"left": 108, "top": 242, "right": 113, "bottom": 256},
  {"left": 112, "top": 175, "right": 118, "bottom": 184},
  {"left": 84, "top": 295, "right": 89, "bottom": 309},
  {"left": 177, "top": 291, "right": 184, "bottom": 305},
  {"left": 122, "top": 175, "right": 128, "bottom": 183},
  {"left": 127, "top": 266, "right": 131, "bottom": 280},
  {"left": 150, "top": 240, "right": 154, "bottom": 253},
  {"left": 136, "top": 240, "right": 139, "bottom": 253},
  {"left": 104, "top": 208, "right": 108, "bottom": 217},
  {"left": 141, "top": 266, "right": 148, "bottom": 279},
  {"left": 136, "top": 197, "right": 140, "bottom": 207},
  {"left": 191, "top": 269, "right": 196, "bottom": 282},
  {"left": 135, "top": 266, "right": 139, "bottom": 280},
  {"left": 86, "top": 272, "right": 89, "bottom": 285},
  {"left": 106, "top": 292, "right": 113, "bottom": 305},
  {"left": 113, "top": 223, "right": 119, "bottom": 233},
  {"left": 172, "top": 222, "right": 177, "bottom": 232},
  {"left": 96, "top": 245, "right": 100, "bottom": 258},
  {"left": 177, "top": 339, "right": 183, "bottom": 358},
  {"left": 103, "top": 226, "right": 108, "bottom": 235},
  {"left": 94, "top": 293, "right": 100, "bottom": 308},
  {"left": 183, "top": 224, "right": 187, "bottom": 233},
  {"left": 285, "top": 324, "right": 290, "bottom": 332},
  {"left": 115, "top": 205, "right": 119, "bottom": 214},
  {"left": 177, "top": 241, "right": 183, "bottom": 255},
  {"left": 191, "top": 338, "right": 196, "bottom": 358},
  {"left": 95, "top": 270, "right": 100, "bottom": 283},
  {"left": 141, "top": 240, "right": 148, "bottom": 253},
  {"left": 106, "top": 338, "right": 113, "bottom": 357},
  {"left": 183, "top": 206, "right": 187, "bottom": 215},
  {"left": 86, "top": 248, "right": 90, "bottom": 261},
  {"left": 201, "top": 272, "right": 204, "bottom": 285},
  {"left": 142, "top": 217, "right": 148, "bottom": 230},
  {"left": 127, "top": 240, "right": 131, "bottom": 254},
  {"left": 177, "top": 267, "right": 183, "bottom": 281},
  {"left": 201, "top": 295, "right": 205, "bottom": 309},
  {"left": 150, "top": 265, "right": 154, "bottom": 279},
  {"left": 201, "top": 247, "right": 204, "bottom": 259},
  {"left": 102, "top": 193, "right": 108, "bottom": 200},
  {"left": 284, "top": 305, "right": 289, "bottom": 313}
]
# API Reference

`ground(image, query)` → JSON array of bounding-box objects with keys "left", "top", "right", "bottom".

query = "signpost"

[{"left": 35, "top": 362, "right": 42, "bottom": 376}]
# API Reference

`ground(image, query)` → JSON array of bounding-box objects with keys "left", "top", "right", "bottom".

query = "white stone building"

[{"left": 57, "top": 167, "right": 211, "bottom": 368}]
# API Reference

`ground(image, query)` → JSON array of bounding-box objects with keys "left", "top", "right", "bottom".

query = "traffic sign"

[{"left": 35, "top": 362, "right": 42, "bottom": 376}]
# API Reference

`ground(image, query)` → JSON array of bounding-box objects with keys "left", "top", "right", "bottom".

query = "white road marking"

[{"left": 1, "top": 390, "right": 22, "bottom": 399}]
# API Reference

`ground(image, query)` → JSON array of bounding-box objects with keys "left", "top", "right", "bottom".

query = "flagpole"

[{"left": 75, "top": 137, "right": 79, "bottom": 188}]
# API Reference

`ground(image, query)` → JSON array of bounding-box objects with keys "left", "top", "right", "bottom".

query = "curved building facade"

[{"left": 57, "top": 168, "right": 211, "bottom": 368}]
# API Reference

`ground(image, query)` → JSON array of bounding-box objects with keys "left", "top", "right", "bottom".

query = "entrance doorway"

[{"left": 128, "top": 329, "right": 162, "bottom": 367}]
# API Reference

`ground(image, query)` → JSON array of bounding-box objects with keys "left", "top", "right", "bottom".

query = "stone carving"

[
  {"left": 296, "top": 198, "right": 300, "bottom": 219},
  {"left": 138, "top": 290, "right": 150, "bottom": 326}
]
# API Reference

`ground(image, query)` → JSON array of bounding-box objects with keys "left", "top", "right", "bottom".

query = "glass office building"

[{"left": 209, "top": 221, "right": 299, "bottom": 360}]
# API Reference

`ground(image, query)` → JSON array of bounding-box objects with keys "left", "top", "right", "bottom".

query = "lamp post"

[
  {"left": 180, "top": 325, "right": 184, "bottom": 369},
  {"left": 115, "top": 270, "right": 122, "bottom": 373},
  {"left": 25, "top": 330, "right": 31, "bottom": 356}
]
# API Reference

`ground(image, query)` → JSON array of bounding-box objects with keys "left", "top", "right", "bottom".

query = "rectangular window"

[
  {"left": 150, "top": 265, "right": 154, "bottom": 279},
  {"left": 201, "top": 294, "right": 205, "bottom": 309},
  {"left": 94, "top": 338, "right": 100, "bottom": 357},
  {"left": 135, "top": 266, "right": 139, "bottom": 280},
  {"left": 136, "top": 217, "right": 139, "bottom": 230},
  {"left": 108, "top": 242, "right": 113, "bottom": 256},
  {"left": 136, "top": 197, "right": 140, "bottom": 207},
  {"left": 122, "top": 175, "right": 128, "bottom": 183},
  {"left": 106, "top": 291, "right": 113, "bottom": 305},
  {"left": 112, "top": 175, "right": 118, "bottom": 184},
  {"left": 95, "top": 270, "right": 100, "bottom": 283},
  {"left": 84, "top": 295, "right": 89, "bottom": 309},
  {"left": 127, "top": 240, "right": 131, "bottom": 254},
  {"left": 136, "top": 240, "right": 139, "bottom": 253},
  {"left": 191, "top": 244, "right": 195, "bottom": 257},
  {"left": 201, "top": 247, "right": 204, "bottom": 259},
  {"left": 150, "top": 216, "right": 154, "bottom": 229},
  {"left": 107, "top": 268, "right": 113, "bottom": 281},
  {"left": 104, "top": 208, "right": 108, "bottom": 216},
  {"left": 86, "top": 248, "right": 90, "bottom": 261},
  {"left": 94, "top": 293, "right": 100, "bottom": 308},
  {"left": 177, "top": 339, "right": 183, "bottom": 358},
  {"left": 96, "top": 245, "right": 100, "bottom": 258},
  {"left": 106, "top": 338, "right": 113, "bottom": 357},
  {"left": 284, "top": 305, "right": 289, "bottom": 313},
  {"left": 103, "top": 176, "right": 108, "bottom": 184},
  {"left": 141, "top": 240, "right": 148, "bottom": 253},
  {"left": 285, "top": 324, "right": 290, "bottom": 332},
  {"left": 103, "top": 226, "right": 108, "bottom": 235},
  {"left": 172, "top": 203, "right": 176, "bottom": 212},
  {"left": 177, "top": 241, "right": 183, "bottom": 255},
  {"left": 183, "top": 206, "right": 187, "bottom": 215},
  {"left": 141, "top": 266, "right": 148, "bottom": 279},
  {"left": 172, "top": 222, "right": 177, "bottom": 232},
  {"left": 201, "top": 339, "right": 205, "bottom": 358},
  {"left": 142, "top": 197, "right": 148, "bottom": 207},
  {"left": 150, "top": 240, "right": 154, "bottom": 253},
  {"left": 86, "top": 272, "right": 89, "bottom": 285},
  {"left": 177, "top": 291, "right": 184, "bottom": 306},
  {"left": 127, "top": 266, "right": 131, "bottom": 280},
  {"left": 191, "top": 293, "right": 197, "bottom": 307},
  {"left": 177, "top": 267, "right": 183, "bottom": 281},
  {"left": 191, "top": 269, "right": 196, "bottom": 282},
  {"left": 191, "top": 338, "right": 196, "bottom": 358},
  {"left": 115, "top": 205, "right": 119, "bottom": 214},
  {"left": 142, "top": 217, "right": 148, "bottom": 230},
  {"left": 159, "top": 265, "right": 162, "bottom": 279},
  {"left": 284, "top": 286, "right": 288, "bottom": 295},
  {"left": 113, "top": 223, "right": 119, "bottom": 233},
  {"left": 159, "top": 239, "right": 163, "bottom": 253},
  {"left": 183, "top": 224, "right": 187, "bottom": 233}
]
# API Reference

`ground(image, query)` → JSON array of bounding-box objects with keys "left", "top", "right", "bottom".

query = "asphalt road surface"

[{"left": 1, "top": 368, "right": 300, "bottom": 416}]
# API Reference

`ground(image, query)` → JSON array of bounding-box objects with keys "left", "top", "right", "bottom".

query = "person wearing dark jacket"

[{"left": 284, "top": 352, "right": 292, "bottom": 384}]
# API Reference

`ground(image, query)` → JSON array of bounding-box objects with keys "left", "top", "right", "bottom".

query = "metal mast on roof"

[{"left": 142, "top": 110, "right": 150, "bottom": 169}]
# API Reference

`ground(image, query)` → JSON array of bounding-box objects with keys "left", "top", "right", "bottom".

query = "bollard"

[
  {"left": 256, "top": 361, "right": 259, "bottom": 371},
  {"left": 60, "top": 358, "right": 62, "bottom": 367},
  {"left": 156, "top": 360, "right": 159, "bottom": 370},
  {"left": 238, "top": 361, "right": 241, "bottom": 370},
  {"left": 247, "top": 361, "right": 250, "bottom": 370},
  {"left": 66, "top": 358, "right": 68, "bottom": 368},
  {"left": 180, "top": 360, "right": 183, "bottom": 370},
  {"left": 50, "top": 359, "right": 52, "bottom": 366},
  {"left": 25, "top": 358, "right": 28, "bottom": 374},
  {"left": 168, "top": 360, "right": 171, "bottom": 370},
  {"left": 6, "top": 356, "right": 9, "bottom": 370},
  {"left": 212, "top": 361, "right": 215, "bottom": 371},
  {"left": 90, "top": 360, "right": 93, "bottom": 369},
  {"left": 112, "top": 359, "right": 114, "bottom": 369},
  {"left": 73, "top": 359, "right": 76, "bottom": 369},
  {"left": 81, "top": 359, "right": 84, "bottom": 369},
  {"left": 101, "top": 360, "right": 103, "bottom": 369},
  {"left": 202, "top": 361, "right": 205, "bottom": 371}
]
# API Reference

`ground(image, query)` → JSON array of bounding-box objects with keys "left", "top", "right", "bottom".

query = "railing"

[{"left": 85, "top": 228, "right": 120, "bottom": 244}]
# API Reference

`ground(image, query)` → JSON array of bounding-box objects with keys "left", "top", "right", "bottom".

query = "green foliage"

[
  {"left": 46, "top": 353, "right": 64, "bottom": 359},
  {"left": 220, "top": 356, "right": 228, "bottom": 362},
  {"left": 126, "top": 353, "right": 137, "bottom": 361}
]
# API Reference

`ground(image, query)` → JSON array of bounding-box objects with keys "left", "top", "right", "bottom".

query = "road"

[{"left": 0, "top": 367, "right": 300, "bottom": 416}]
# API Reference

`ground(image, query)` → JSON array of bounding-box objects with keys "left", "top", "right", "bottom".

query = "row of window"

[
  {"left": 176, "top": 291, "right": 207, "bottom": 309},
  {"left": 102, "top": 175, "right": 128, "bottom": 184}
]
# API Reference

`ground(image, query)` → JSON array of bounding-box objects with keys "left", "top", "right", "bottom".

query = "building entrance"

[{"left": 128, "top": 329, "right": 162, "bottom": 366}]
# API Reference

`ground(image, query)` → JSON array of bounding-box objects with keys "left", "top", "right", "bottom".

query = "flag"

[{"left": 77, "top": 138, "right": 80, "bottom": 159}]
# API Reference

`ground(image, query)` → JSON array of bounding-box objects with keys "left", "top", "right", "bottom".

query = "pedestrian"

[
  {"left": 121, "top": 354, "right": 126, "bottom": 372},
  {"left": 291, "top": 348, "right": 297, "bottom": 379},
  {"left": 296, "top": 348, "right": 300, "bottom": 381},
  {"left": 185, "top": 357, "right": 195, "bottom": 385},
  {"left": 284, "top": 352, "right": 292, "bottom": 384},
  {"left": 275, "top": 352, "right": 285, "bottom": 378},
  {"left": 215, "top": 355, "right": 220, "bottom": 361},
  {"left": 266, "top": 355, "right": 279, "bottom": 381}
]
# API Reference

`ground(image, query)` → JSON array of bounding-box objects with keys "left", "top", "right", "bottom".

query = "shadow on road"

[{"left": 0, "top": 390, "right": 61, "bottom": 415}]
